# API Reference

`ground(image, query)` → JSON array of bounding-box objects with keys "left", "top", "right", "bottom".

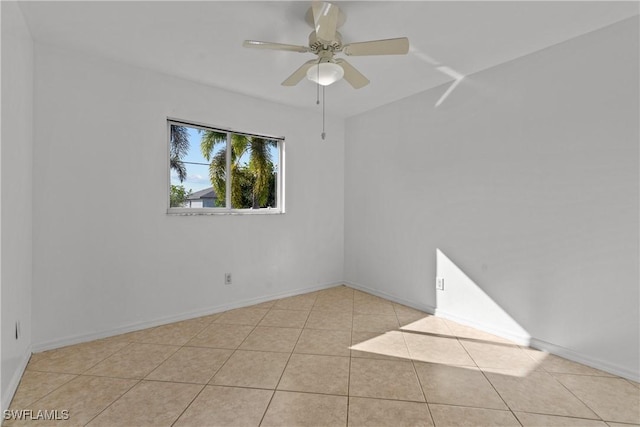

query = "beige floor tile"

[
  {"left": 394, "top": 304, "right": 431, "bottom": 326},
  {"left": 627, "top": 379, "right": 640, "bottom": 388},
  {"left": 414, "top": 362, "right": 507, "bottom": 410},
  {"left": 350, "top": 357, "right": 425, "bottom": 402},
  {"left": 313, "top": 297, "right": 354, "bottom": 308},
  {"left": 239, "top": 327, "right": 302, "bottom": 353},
  {"left": 515, "top": 412, "right": 609, "bottom": 426},
  {"left": 27, "top": 340, "right": 130, "bottom": 374},
  {"left": 261, "top": 391, "right": 347, "bottom": 427},
  {"left": 461, "top": 340, "right": 540, "bottom": 371},
  {"left": 278, "top": 354, "right": 350, "bottom": 395},
  {"left": 528, "top": 352, "right": 616, "bottom": 377},
  {"left": 145, "top": 347, "right": 232, "bottom": 384},
  {"left": 8, "top": 371, "right": 77, "bottom": 409},
  {"left": 135, "top": 319, "right": 208, "bottom": 346},
  {"left": 429, "top": 404, "right": 521, "bottom": 426},
  {"left": 85, "top": 343, "right": 179, "bottom": 379},
  {"left": 444, "top": 319, "right": 516, "bottom": 345},
  {"left": 404, "top": 333, "right": 476, "bottom": 366},
  {"left": 348, "top": 396, "right": 433, "bottom": 426},
  {"left": 553, "top": 374, "right": 640, "bottom": 424},
  {"left": 305, "top": 310, "right": 353, "bottom": 330},
  {"left": 351, "top": 330, "right": 411, "bottom": 360},
  {"left": 186, "top": 323, "right": 254, "bottom": 349},
  {"left": 353, "top": 291, "right": 387, "bottom": 303},
  {"left": 174, "top": 385, "right": 272, "bottom": 427},
  {"left": 27, "top": 350, "right": 55, "bottom": 365},
  {"left": 294, "top": 328, "right": 352, "bottom": 357},
  {"left": 485, "top": 370, "right": 598, "bottom": 419},
  {"left": 400, "top": 315, "right": 452, "bottom": 336},
  {"left": 214, "top": 308, "right": 269, "bottom": 326},
  {"left": 318, "top": 285, "right": 354, "bottom": 296},
  {"left": 259, "top": 309, "right": 309, "bottom": 328},
  {"left": 87, "top": 380, "right": 202, "bottom": 427},
  {"left": 315, "top": 286, "right": 354, "bottom": 296},
  {"left": 273, "top": 294, "right": 317, "bottom": 311},
  {"left": 194, "top": 312, "right": 222, "bottom": 323},
  {"left": 248, "top": 299, "right": 277, "bottom": 309},
  {"left": 352, "top": 314, "right": 399, "bottom": 333},
  {"left": 353, "top": 300, "right": 396, "bottom": 316},
  {"left": 22, "top": 375, "right": 137, "bottom": 427},
  {"left": 313, "top": 297, "right": 354, "bottom": 312},
  {"left": 106, "top": 328, "right": 152, "bottom": 343},
  {"left": 11, "top": 287, "right": 637, "bottom": 427},
  {"left": 210, "top": 350, "right": 289, "bottom": 389}
]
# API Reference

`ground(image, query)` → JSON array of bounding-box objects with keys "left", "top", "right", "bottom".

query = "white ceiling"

[{"left": 18, "top": 1, "right": 639, "bottom": 117}]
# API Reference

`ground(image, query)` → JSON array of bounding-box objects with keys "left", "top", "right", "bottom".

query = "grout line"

[
  {"left": 257, "top": 292, "right": 318, "bottom": 426},
  {"left": 6, "top": 366, "right": 79, "bottom": 410},
  {"left": 455, "top": 334, "right": 523, "bottom": 426},
  {"left": 14, "top": 286, "right": 636, "bottom": 427},
  {"left": 170, "top": 383, "right": 207, "bottom": 427},
  {"left": 546, "top": 373, "right": 604, "bottom": 421},
  {"left": 81, "top": 378, "right": 142, "bottom": 426},
  {"left": 346, "top": 287, "right": 355, "bottom": 426},
  {"left": 394, "top": 304, "right": 436, "bottom": 426},
  {"left": 513, "top": 409, "right": 616, "bottom": 422}
]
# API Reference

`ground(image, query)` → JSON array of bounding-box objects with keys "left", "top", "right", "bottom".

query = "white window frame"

[{"left": 167, "top": 118, "right": 285, "bottom": 215}]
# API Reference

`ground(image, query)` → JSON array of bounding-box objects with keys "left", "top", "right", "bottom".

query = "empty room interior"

[{"left": 1, "top": 1, "right": 639, "bottom": 426}]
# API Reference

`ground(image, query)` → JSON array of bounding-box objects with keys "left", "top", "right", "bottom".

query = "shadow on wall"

[{"left": 435, "top": 248, "right": 531, "bottom": 346}]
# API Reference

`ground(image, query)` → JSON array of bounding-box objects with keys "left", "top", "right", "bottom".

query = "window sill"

[{"left": 167, "top": 208, "right": 284, "bottom": 216}]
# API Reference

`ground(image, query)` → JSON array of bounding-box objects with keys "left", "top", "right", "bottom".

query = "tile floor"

[{"left": 5, "top": 285, "right": 640, "bottom": 426}]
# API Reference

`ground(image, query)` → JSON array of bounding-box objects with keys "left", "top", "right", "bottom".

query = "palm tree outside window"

[{"left": 168, "top": 120, "right": 283, "bottom": 212}]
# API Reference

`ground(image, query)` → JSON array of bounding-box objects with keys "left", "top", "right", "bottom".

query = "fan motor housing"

[{"left": 309, "top": 31, "right": 342, "bottom": 53}]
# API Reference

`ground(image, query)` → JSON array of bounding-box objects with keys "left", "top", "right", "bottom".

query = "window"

[{"left": 168, "top": 119, "right": 284, "bottom": 214}]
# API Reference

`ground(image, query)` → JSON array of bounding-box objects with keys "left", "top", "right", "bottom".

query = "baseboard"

[
  {"left": 1, "top": 345, "right": 32, "bottom": 413},
  {"left": 433, "top": 308, "right": 532, "bottom": 346},
  {"left": 345, "top": 280, "right": 639, "bottom": 382},
  {"left": 344, "top": 281, "right": 436, "bottom": 315},
  {"left": 530, "top": 337, "right": 640, "bottom": 383},
  {"left": 32, "top": 281, "right": 343, "bottom": 353},
  {"left": 29, "top": 279, "right": 640, "bottom": 383}
]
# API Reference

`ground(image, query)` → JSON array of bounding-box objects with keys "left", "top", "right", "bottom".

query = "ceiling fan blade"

[
  {"left": 282, "top": 59, "right": 319, "bottom": 86},
  {"left": 335, "top": 59, "right": 369, "bottom": 89},
  {"left": 312, "top": 1, "right": 339, "bottom": 43},
  {"left": 343, "top": 37, "right": 410, "bottom": 56},
  {"left": 243, "top": 40, "right": 310, "bottom": 53}
]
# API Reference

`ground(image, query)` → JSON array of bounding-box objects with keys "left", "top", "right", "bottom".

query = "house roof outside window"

[{"left": 187, "top": 187, "right": 217, "bottom": 201}]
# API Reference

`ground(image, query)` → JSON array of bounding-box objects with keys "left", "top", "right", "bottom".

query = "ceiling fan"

[{"left": 243, "top": 1, "right": 409, "bottom": 89}]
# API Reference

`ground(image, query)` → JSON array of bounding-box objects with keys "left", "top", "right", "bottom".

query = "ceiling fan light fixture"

[{"left": 306, "top": 62, "right": 344, "bottom": 86}]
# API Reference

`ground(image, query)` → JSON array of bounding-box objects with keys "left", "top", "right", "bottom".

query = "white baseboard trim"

[
  {"left": 28, "top": 279, "right": 640, "bottom": 383},
  {"left": 32, "top": 281, "right": 343, "bottom": 353},
  {"left": 433, "top": 308, "right": 532, "bottom": 347},
  {"left": 2, "top": 345, "right": 32, "bottom": 413},
  {"left": 344, "top": 280, "right": 640, "bottom": 382},
  {"left": 344, "top": 281, "right": 436, "bottom": 315},
  {"left": 530, "top": 337, "right": 640, "bottom": 383}
]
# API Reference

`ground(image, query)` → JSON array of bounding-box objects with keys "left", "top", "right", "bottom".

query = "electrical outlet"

[
  {"left": 225, "top": 273, "right": 232, "bottom": 285},
  {"left": 436, "top": 277, "right": 445, "bottom": 291}
]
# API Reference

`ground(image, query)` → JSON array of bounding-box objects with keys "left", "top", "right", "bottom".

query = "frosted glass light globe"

[{"left": 306, "top": 62, "right": 344, "bottom": 86}]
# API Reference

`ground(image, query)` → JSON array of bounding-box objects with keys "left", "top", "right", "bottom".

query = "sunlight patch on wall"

[{"left": 436, "top": 249, "right": 531, "bottom": 345}]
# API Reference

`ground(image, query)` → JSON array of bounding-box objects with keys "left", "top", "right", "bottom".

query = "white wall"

[
  {"left": 32, "top": 43, "right": 344, "bottom": 349},
  {"left": 345, "top": 17, "right": 639, "bottom": 379},
  {"left": 1, "top": 1, "right": 34, "bottom": 411}
]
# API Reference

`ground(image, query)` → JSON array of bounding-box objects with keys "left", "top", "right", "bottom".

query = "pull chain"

[
  {"left": 321, "top": 85, "right": 326, "bottom": 140},
  {"left": 314, "top": 59, "right": 326, "bottom": 140},
  {"left": 316, "top": 60, "right": 320, "bottom": 105}
]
